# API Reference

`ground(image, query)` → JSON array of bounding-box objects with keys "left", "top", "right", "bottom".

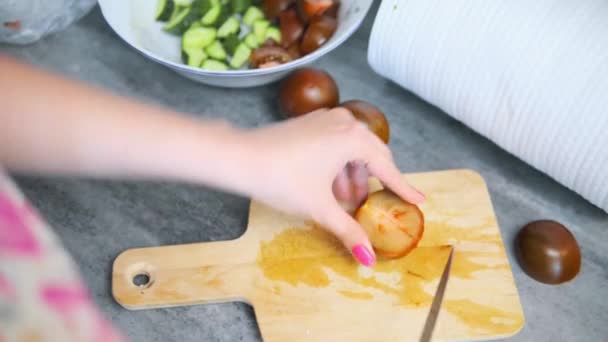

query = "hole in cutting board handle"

[
  {"left": 124, "top": 262, "right": 157, "bottom": 291},
  {"left": 132, "top": 272, "right": 153, "bottom": 289}
]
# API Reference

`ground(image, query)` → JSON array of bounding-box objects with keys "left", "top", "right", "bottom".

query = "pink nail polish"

[{"left": 352, "top": 245, "right": 376, "bottom": 266}]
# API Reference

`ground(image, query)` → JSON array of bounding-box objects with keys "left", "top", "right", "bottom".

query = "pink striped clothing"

[{"left": 0, "top": 169, "right": 124, "bottom": 341}]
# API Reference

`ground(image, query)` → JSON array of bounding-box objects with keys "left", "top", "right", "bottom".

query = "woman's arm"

[
  {"left": 0, "top": 54, "right": 425, "bottom": 266},
  {"left": 0, "top": 54, "right": 252, "bottom": 195}
]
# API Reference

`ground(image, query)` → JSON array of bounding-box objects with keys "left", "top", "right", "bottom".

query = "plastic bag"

[{"left": 0, "top": 0, "right": 97, "bottom": 45}]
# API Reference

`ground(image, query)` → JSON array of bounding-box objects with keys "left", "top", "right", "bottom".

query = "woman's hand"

[
  {"left": 0, "top": 55, "right": 424, "bottom": 266},
  {"left": 239, "top": 108, "right": 425, "bottom": 266}
]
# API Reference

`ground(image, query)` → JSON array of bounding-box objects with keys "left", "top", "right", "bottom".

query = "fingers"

[
  {"left": 348, "top": 161, "right": 369, "bottom": 206},
  {"left": 314, "top": 199, "right": 376, "bottom": 267},
  {"left": 333, "top": 162, "right": 368, "bottom": 206},
  {"left": 332, "top": 167, "right": 352, "bottom": 202},
  {"left": 341, "top": 122, "right": 425, "bottom": 205},
  {"left": 366, "top": 155, "right": 425, "bottom": 204},
  {"left": 332, "top": 106, "right": 392, "bottom": 158}
]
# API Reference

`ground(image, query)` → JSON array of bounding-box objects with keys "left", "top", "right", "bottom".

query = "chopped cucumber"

[
  {"left": 264, "top": 26, "right": 281, "bottom": 44},
  {"left": 201, "top": 4, "right": 222, "bottom": 25},
  {"left": 243, "top": 6, "right": 264, "bottom": 26},
  {"left": 253, "top": 19, "right": 270, "bottom": 44},
  {"left": 223, "top": 34, "right": 241, "bottom": 55},
  {"left": 162, "top": 0, "right": 287, "bottom": 71},
  {"left": 201, "top": 0, "right": 221, "bottom": 14},
  {"left": 230, "top": 43, "right": 251, "bottom": 69},
  {"left": 201, "top": 59, "right": 229, "bottom": 71},
  {"left": 199, "top": 0, "right": 213, "bottom": 15},
  {"left": 231, "top": 0, "right": 251, "bottom": 14},
  {"left": 163, "top": 6, "right": 202, "bottom": 35},
  {"left": 212, "top": 5, "right": 231, "bottom": 28},
  {"left": 155, "top": 0, "right": 175, "bottom": 22},
  {"left": 217, "top": 16, "right": 240, "bottom": 38},
  {"left": 169, "top": 3, "right": 183, "bottom": 21},
  {"left": 182, "top": 27, "right": 217, "bottom": 49},
  {"left": 182, "top": 48, "right": 208, "bottom": 67},
  {"left": 205, "top": 40, "right": 228, "bottom": 60},
  {"left": 244, "top": 33, "right": 259, "bottom": 48},
  {"left": 189, "top": 21, "right": 202, "bottom": 29}
]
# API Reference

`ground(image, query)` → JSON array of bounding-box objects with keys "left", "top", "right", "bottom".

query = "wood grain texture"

[{"left": 112, "top": 169, "right": 524, "bottom": 341}]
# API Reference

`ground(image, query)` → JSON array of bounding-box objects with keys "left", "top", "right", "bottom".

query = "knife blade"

[{"left": 419, "top": 246, "right": 455, "bottom": 342}]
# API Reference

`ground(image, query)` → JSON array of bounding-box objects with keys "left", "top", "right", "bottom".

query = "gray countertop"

[{"left": 2, "top": 3, "right": 607, "bottom": 342}]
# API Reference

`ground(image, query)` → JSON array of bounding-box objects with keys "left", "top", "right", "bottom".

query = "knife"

[{"left": 419, "top": 246, "right": 455, "bottom": 342}]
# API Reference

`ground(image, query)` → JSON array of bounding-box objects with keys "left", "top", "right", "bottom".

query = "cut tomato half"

[
  {"left": 355, "top": 189, "right": 425, "bottom": 259},
  {"left": 297, "top": 0, "right": 334, "bottom": 22}
]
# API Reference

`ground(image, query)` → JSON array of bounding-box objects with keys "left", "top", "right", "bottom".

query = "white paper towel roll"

[{"left": 368, "top": 0, "right": 608, "bottom": 212}]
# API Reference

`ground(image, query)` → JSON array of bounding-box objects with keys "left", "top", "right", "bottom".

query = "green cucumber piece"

[
  {"left": 174, "top": 0, "right": 194, "bottom": 5},
  {"left": 201, "top": 59, "right": 229, "bottom": 70},
  {"left": 205, "top": 40, "right": 228, "bottom": 60},
  {"left": 169, "top": 3, "right": 183, "bottom": 21},
  {"left": 244, "top": 33, "right": 259, "bottom": 48},
  {"left": 264, "top": 26, "right": 281, "bottom": 44},
  {"left": 231, "top": 0, "right": 251, "bottom": 14},
  {"left": 189, "top": 21, "right": 202, "bottom": 29},
  {"left": 223, "top": 34, "right": 241, "bottom": 55},
  {"left": 243, "top": 6, "right": 264, "bottom": 26},
  {"left": 163, "top": 6, "right": 201, "bottom": 35},
  {"left": 155, "top": 0, "right": 175, "bottom": 21},
  {"left": 199, "top": 0, "right": 212, "bottom": 15},
  {"left": 201, "top": 4, "right": 222, "bottom": 25},
  {"left": 182, "top": 27, "right": 217, "bottom": 49},
  {"left": 182, "top": 48, "right": 208, "bottom": 67},
  {"left": 230, "top": 43, "right": 251, "bottom": 69},
  {"left": 253, "top": 19, "right": 270, "bottom": 44},
  {"left": 217, "top": 16, "right": 240, "bottom": 38},
  {"left": 212, "top": 5, "right": 231, "bottom": 28},
  {"left": 199, "top": 1, "right": 228, "bottom": 27}
]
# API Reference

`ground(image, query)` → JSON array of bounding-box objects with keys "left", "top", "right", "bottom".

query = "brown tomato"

[
  {"left": 278, "top": 68, "right": 340, "bottom": 117},
  {"left": 341, "top": 100, "right": 390, "bottom": 144},
  {"left": 300, "top": 15, "right": 337, "bottom": 55},
  {"left": 279, "top": 9, "right": 305, "bottom": 48},
  {"left": 514, "top": 220, "right": 581, "bottom": 285}
]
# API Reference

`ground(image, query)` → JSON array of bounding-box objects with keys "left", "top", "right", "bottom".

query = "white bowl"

[{"left": 98, "top": 0, "right": 373, "bottom": 88}]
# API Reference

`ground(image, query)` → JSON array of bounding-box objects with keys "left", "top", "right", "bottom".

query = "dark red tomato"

[
  {"left": 514, "top": 220, "right": 581, "bottom": 285},
  {"left": 341, "top": 100, "right": 390, "bottom": 144},
  {"left": 279, "top": 9, "right": 305, "bottom": 48},
  {"left": 300, "top": 15, "right": 337, "bottom": 55},
  {"left": 296, "top": 0, "right": 334, "bottom": 22},
  {"left": 250, "top": 46, "right": 293, "bottom": 68},
  {"left": 324, "top": 0, "right": 340, "bottom": 18},
  {"left": 287, "top": 44, "right": 301, "bottom": 59},
  {"left": 263, "top": 0, "right": 294, "bottom": 21},
  {"left": 279, "top": 68, "right": 340, "bottom": 117}
]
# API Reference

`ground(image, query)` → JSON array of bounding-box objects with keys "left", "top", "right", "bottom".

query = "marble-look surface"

[{"left": 1, "top": 3, "right": 606, "bottom": 341}]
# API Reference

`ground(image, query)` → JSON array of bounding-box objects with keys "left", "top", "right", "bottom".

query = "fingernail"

[{"left": 352, "top": 245, "right": 376, "bottom": 266}]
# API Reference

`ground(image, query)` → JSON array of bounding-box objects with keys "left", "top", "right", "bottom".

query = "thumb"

[{"left": 315, "top": 199, "right": 376, "bottom": 267}]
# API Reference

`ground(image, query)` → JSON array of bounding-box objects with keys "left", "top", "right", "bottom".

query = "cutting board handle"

[{"left": 112, "top": 237, "right": 256, "bottom": 310}]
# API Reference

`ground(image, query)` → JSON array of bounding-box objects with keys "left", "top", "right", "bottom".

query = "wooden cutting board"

[{"left": 112, "top": 169, "right": 524, "bottom": 341}]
